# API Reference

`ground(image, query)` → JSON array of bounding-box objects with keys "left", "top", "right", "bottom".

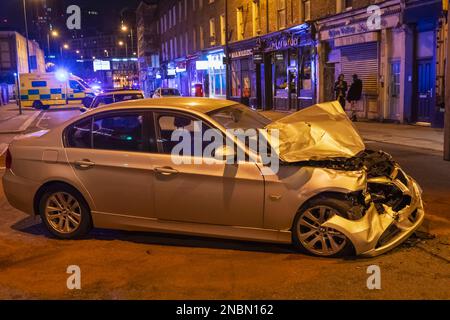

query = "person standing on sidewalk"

[
  {"left": 334, "top": 74, "right": 347, "bottom": 110},
  {"left": 347, "top": 74, "right": 363, "bottom": 122}
]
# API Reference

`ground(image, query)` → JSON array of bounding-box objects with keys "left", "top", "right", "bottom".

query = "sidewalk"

[
  {"left": 261, "top": 111, "right": 444, "bottom": 152},
  {"left": 0, "top": 103, "right": 41, "bottom": 134}
]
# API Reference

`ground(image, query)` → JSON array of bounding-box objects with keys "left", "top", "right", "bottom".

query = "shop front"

[
  {"left": 228, "top": 24, "right": 315, "bottom": 111},
  {"left": 317, "top": 0, "right": 405, "bottom": 121}
]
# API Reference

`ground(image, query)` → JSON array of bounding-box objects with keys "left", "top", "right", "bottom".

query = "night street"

[
  {"left": 0, "top": 107, "right": 448, "bottom": 299},
  {"left": 1, "top": 0, "right": 450, "bottom": 309}
]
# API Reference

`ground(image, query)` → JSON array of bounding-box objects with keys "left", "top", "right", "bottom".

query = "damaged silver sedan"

[{"left": 3, "top": 98, "right": 424, "bottom": 257}]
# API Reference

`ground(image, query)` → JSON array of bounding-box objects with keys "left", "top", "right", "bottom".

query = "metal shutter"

[{"left": 340, "top": 42, "right": 379, "bottom": 95}]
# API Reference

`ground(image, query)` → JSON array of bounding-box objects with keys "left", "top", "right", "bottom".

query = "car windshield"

[
  {"left": 161, "top": 88, "right": 180, "bottom": 96},
  {"left": 78, "top": 79, "right": 90, "bottom": 89},
  {"left": 208, "top": 104, "right": 272, "bottom": 130}
]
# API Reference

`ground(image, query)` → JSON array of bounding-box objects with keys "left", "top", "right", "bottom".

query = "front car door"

[
  {"left": 149, "top": 110, "right": 264, "bottom": 228},
  {"left": 64, "top": 110, "right": 156, "bottom": 219}
]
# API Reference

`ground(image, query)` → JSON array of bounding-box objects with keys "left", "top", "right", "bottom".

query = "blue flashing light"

[{"left": 55, "top": 69, "right": 69, "bottom": 82}]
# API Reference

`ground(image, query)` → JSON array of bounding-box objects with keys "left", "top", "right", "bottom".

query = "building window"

[
  {"left": 184, "top": 0, "right": 188, "bottom": 19},
  {"left": 199, "top": 0, "right": 203, "bottom": 10},
  {"left": 277, "top": 0, "right": 286, "bottom": 30},
  {"left": 185, "top": 32, "right": 189, "bottom": 54},
  {"left": 337, "top": 0, "right": 353, "bottom": 13},
  {"left": 252, "top": 0, "right": 261, "bottom": 36},
  {"left": 168, "top": 10, "right": 172, "bottom": 28},
  {"left": 173, "top": 6, "right": 176, "bottom": 26},
  {"left": 344, "top": 0, "right": 353, "bottom": 10},
  {"left": 193, "top": 28, "right": 197, "bottom": 51},
  {"left": 301, "top": 0, "right": 311, "bottom": 22},
  {"left": 199, "top": 25, "right": 204, "bottom": 49},
  {"left": 178, "top": 1, "right": 182, "bottom": 22},
  {"left": 220, "top": 14, "right": 226, "bottom": 45},
  {"left": 209, "top": 18, "right": 216, "bottom": 46},
  {"left": 237, "top": 7, "right": 244, "bottom": 40}
]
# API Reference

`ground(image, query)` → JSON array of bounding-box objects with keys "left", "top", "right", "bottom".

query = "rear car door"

[{"left": 64, "top": 110, "right": 156, "bottom": 219}]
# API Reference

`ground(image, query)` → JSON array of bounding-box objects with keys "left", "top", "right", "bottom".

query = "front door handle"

[
  {"left": 74, "top": 159, "right": 95, "bottom": 169},
  {"left": 154, "top": 166, "right": 179, "bottom": 176}
]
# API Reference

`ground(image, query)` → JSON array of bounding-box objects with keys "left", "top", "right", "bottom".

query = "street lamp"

[
  {"left": 120, "top": 23, "right": 133, "bottom": 58},
  {"left": 46, "top": 29, "right": 59, "bottom": 57},
  {"left": 118, "top": 40, "right": 128, "bottom": 57}
]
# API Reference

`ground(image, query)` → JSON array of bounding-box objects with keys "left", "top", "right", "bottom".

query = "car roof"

[
  {"left": 97, "top": 90, "right": 143, "bottom": 96},
  {"left": 92, "top": 97, "right": 237, "bottom": 114}
]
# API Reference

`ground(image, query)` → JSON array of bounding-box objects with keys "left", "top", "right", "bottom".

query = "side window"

[
  {"left": 65, "top": 118, "right": 92, "bottom": 148},
  {"left": 156, "top": 112, "right": 221, "bottom": 156},
  {"left": 69, "top": 80, "right": 83, "bottom": 91},
  {"left": 92, "top": 113, "right": 145, "bottom": 152}
]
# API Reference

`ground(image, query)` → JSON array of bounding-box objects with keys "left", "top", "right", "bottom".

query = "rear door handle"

[
  {"left": 154, "top": 167, "right": 179, "bottom": 176},
  {"left": 74, "top": 159, "right": 95, "bottom": 169}
]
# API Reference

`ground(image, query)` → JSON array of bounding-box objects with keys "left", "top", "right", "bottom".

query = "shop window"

[
  {"left": 300, "top": 48, "right": 312, "bottom": 90},
  {"left": 274, "top": 52, "right": 288, "bottom": 98},
  {"left": 231, "top": 60, "right": 241, "bottom": 97},
  {"left": 277, "top": 0, "right": 286, "bottom": 30}
]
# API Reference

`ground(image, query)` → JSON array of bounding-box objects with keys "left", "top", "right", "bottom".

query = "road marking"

[
  {"left": 36, "top": 112, "right": 50, "bottom": 130},
  {"left": 0, "top": 143, "right": 8, "bottom": 156},
  {"left": 18, "top": 111, "right": 42, "bottom": 132}
]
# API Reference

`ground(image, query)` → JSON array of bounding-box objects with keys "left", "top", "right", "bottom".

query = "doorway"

[
  {"left": 415, "top": 59, "right": 434, "bottom": 123},
  {"left": 388, "top": 61, "right": 401, "bottom": 120}
]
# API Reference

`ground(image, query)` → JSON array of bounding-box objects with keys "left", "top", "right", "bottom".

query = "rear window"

[
  {"left": 161, "top": 88, "right": 180, "bottom": 96},
  {"left": 65, "top": 118, "right": 92, "bottom": 148}
]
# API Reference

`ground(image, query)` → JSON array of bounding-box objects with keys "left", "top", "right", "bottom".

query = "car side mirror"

[{"left": 214, "top": 145, "right": 236, "bottom": 162}]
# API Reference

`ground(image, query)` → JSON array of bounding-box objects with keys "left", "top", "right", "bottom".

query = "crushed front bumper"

[{"left": 322, "top": 166, "right": 425, "bottom": 257}]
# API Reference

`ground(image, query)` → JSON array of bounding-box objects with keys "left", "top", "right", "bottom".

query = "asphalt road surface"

[{"left": 0, "top": 108, "right": 448, "bottom": 299}]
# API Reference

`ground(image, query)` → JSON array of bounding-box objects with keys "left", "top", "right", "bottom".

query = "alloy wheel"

[
  {"left": 45, "top": 192, "right": 82, "bottom": 234},
  {"left": 297, "top": 205, "right": 347, "bottom": 256}
]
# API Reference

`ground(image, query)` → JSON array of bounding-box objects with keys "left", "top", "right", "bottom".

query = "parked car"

[
  {"left": 80, "top": 89, "right": 144, "bottom": 112},
  {"left": 3, "top": 99, "right": 425, "bottom": 257},
  {"left": 152, "top": 87, "right": 181, "bottom": 98}
]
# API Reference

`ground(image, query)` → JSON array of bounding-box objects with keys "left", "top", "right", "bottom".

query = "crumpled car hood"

[{"left": 265, "top": 101, "right": 366, "bottom": 163}]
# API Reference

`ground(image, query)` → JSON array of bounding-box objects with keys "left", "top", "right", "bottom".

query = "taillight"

[{"left": 5, "top": 149, "right": 12, "bottom": 169}]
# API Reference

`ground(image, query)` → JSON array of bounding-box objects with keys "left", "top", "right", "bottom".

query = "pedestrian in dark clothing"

[
  {"left": 334, "top": 74, "right": 347, "bottom": 110},
  {"left": 347, "top": 74, "right": 363, "bottom": 121}
]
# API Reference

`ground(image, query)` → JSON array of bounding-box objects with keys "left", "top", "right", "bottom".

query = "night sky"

[{"left": 0, "top": 0, "right": 145, "bottom": 39}]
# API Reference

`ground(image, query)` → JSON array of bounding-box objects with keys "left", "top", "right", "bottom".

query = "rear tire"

[
  {"left": 32, "top": 100, "right": 43, "bottom": 109},
  {"left": 38, "top": 184, "right": 92, "bottom": 239},
  {"left": 292, "top": 196, "right": 355, "bottom": 257}
]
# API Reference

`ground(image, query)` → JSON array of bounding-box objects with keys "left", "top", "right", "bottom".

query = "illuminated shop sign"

[
  {"left": 253, "top": 53, "right": 263, "bottom": 63},
  {"left": 196, "top": 60, "right": 209, "bottom": 70},
  {"left": 230, "top": 49, "right": 253, "bottom": 59},
  {"left": 93, "top": 59, "right": 111, "bottom": 71},
  {"left": 266, "top": 35, "right": 300, "bottom": 51}
]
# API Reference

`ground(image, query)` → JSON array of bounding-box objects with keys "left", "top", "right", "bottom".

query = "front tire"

[
  {"left": 292, "top": 196, "right": 354, "bottom": 257},
  {"left": 39, "top": 184, "right": 92, "bottom": 239}
]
